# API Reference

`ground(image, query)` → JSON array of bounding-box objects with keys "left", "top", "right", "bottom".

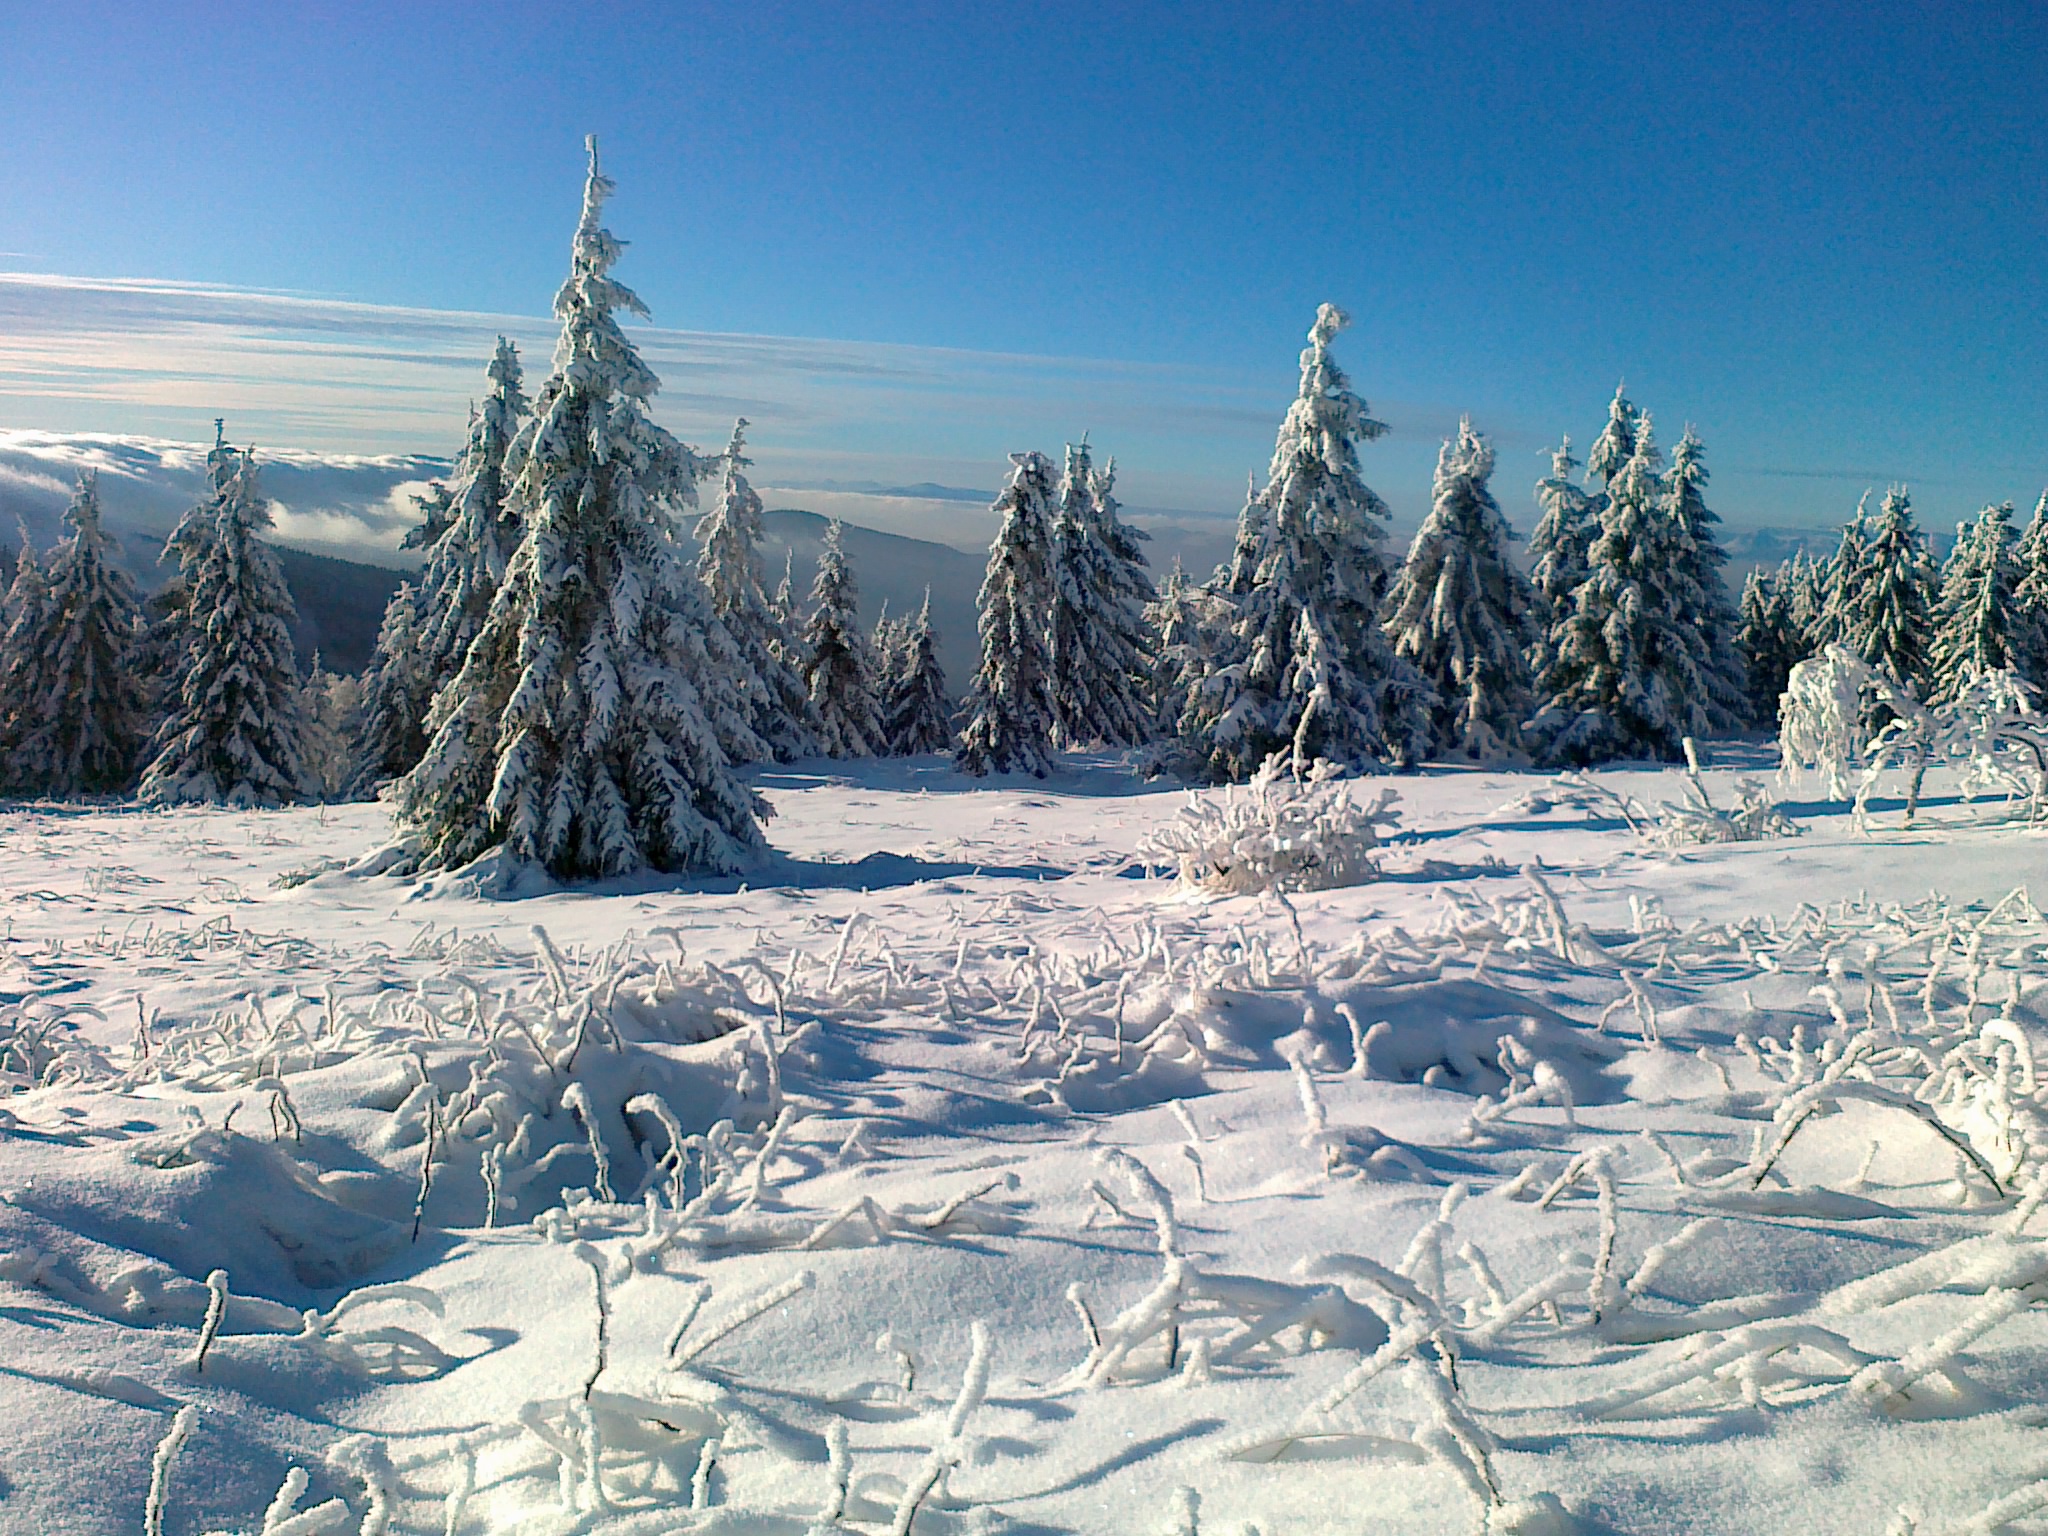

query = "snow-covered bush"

[
  {"left": 1779, "top": 643, "right": 2048, "bottom": 825},
  {"left": 1139, "top": 754, "right": 1400, "bottom": 894},
  {"left": 1542, "top": 741, "right": 1797, "bottom": 850}
]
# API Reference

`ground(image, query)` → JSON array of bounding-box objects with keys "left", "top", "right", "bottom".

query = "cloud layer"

[{"left": 0, "top": 271, "right": 1320, "bottom": 520}]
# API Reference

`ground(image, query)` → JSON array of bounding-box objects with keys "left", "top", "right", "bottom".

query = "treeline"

[{"left": 2, "top": 136, "right": 2039, "bottom": 882}]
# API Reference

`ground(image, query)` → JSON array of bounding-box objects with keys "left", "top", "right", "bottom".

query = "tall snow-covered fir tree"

[
  {"left": 142, "top": 422, "right": 239, "bottom": 693},
  {"left": 801, "top": 519, "right": 884, "bottom": 757},
  {"left": 0, "top": 473, "right": 149, "bottom": 796},
  {"left": 697, "top": 419, "right": 820, "bottom": 761},
  {"left": 880, "top": 589, "right": 953, "bottom": 755},
  {"left": 2010, "top": 488, "right": 2048, "bottom": 684},
  {"left": 1047, "top": 440, "right": 1154, "bottom": 749},
  {"left": 958, "top": 452, "right": 1059, "bottom": 777},
  {"left": 299, "top": 656, "right": 365, "bottom": 802},
  {"left": 1782, "top": 549, "right": 1827, "bottom": 659},
  {"left": 1834, "top": 485, "right": 1936, "bottom": 697},
  {"left": 1586, "top": 384, "right": 1640, "bottom": 490},
  {"left": 0, "top": 529, "right": 51, "bottom": 774},
  {"left": 1734, "top": 568, "right": 1801, "bottom": 728},
  {"left": 1177, "top": 304, "right": 1429, "bottom": 780},
  {"left": 1381, "top": 418, "right": 1537, "bottom": 761},
  {"left": 1145, "top": 558, "right": 1218, "bottom": 743},
  {"left": 1526, "top": 417, "right": 1708, "bottom": 764},
  {"left": 1528, "top": 437, "right": 1594, "bottom": 665},
  {"left": 137, "top": 440, "right": 307, "bottom": 807},
  {"left": 394, "top": 138, "right": 765, "bottom": 879},
  {"left": 1814, "top": 496, "right": 1872, "bottom": 649},
  {"left": 1662, "top": 425, "right": 1745, "bottom": 728},
  {"left": 353, "top": 338, "right": 530, "bottom": 797},
  {"left": 1930, "top": 500, "right": 2022, "bottom": 701}
]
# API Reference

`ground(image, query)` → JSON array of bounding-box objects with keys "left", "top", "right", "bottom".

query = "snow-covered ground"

[{"left": 4, "top": 753, "right": 2048, "bottom": 1535}]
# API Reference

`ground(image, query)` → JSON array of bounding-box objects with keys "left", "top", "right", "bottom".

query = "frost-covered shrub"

[
  {"left": 1779, "top": 643, "right": 2048, "bottom": 825},
  {"left": 1139, "top": 755, "right": 1400, "bottom": 894}
]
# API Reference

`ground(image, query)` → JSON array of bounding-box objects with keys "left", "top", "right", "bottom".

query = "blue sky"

[{"left": 2, "top": 1, "right": 2044, "bottom": 541}]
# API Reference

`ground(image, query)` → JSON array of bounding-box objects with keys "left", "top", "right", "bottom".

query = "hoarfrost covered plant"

[
  {"left": 1140, "top": 754, "right": 1401, "bottom": 894},
  {"left": 1780, "top": 644, "right": 2048, "bottom": 824},
  {"left": 394, "top": 139, "right": 767, "bottom": 879}
]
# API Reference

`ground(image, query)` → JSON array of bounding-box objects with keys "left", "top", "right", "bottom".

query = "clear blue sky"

[{"left": 2, "top": 1, "right": 2044, "bottom": 532}]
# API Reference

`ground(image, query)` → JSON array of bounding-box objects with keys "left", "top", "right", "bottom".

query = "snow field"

[{"left": 4, "top": 757, "right": 2048, "bottom": 1533}]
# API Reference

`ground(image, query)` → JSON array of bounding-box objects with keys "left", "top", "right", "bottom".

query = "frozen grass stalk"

[
  {"left": 194, "top": 1267, "right": 229, "bottom": 1373},
  {"left": 143, "top": 1405, "right": 197, "bottom": 1536}
]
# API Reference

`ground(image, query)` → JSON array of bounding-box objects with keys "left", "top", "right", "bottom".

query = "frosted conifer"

[
  {"left": 138, "top": 428, "right": 236, "bottom": 712},
  {"left": 1529, "top": 438, "right": 1594, "bottom": 642},
  {"left": 2011, "top": 489, "right": 2048, "bottom": 683},
  {"left": 1663, "top": 426, "right": 1745, "bottom": 728},
  {"left": 1835, "top": 486, "right": 1936, "bottom": 697},
  {"left": 138, "top": 441, "right": 307, "bottom": 806},
  {"left": 1047, "top": 441, "right": 1154, "bottom": 749},
  {"left": 352, "top": 339, "right": 530, "bottom": 797},
  {"left": 1145, "top": 558, "right": 1220, "bottom": 741},
  {"left": 299, "top": 656, "right": 365, "bottom": 802},
  {"left": 1930, "top": 501, "right": 2022, "bottom": 701},
  {"left": 0, "top": 474, "right": 149, "bottom": 796},
  {"left": 1735, "top": 569, "right": 1801, "bottom": 728},
  {"left": 880, "top": 589, "right": 952, "bottom": 755},
  {"left": 1782, "top": 550, "right": 1826, "bottom": 657},
  {"left": 1814, "top": 497, "right": 1872, "bottom": 649},
  {"left": 395, "top": 138, "right": 765, "bottom": 878},
  {"left": 801, "top": 520, "right": 884, "bottom": 757},
  {"left": 1586, "top": 383, "right": 1640, "bottom": 489},
  {"left": 1525, "top": 417, "right": 1706, "bottom": 764},
  {"left": 0, "top": 531, "right": 51, "bottom": 771},
  {"left": 1382, "top": 418, "right": 1538, "bottom": 760},
  {"left": 1178, "top": 305, "right": 1428, "bottom": 779},
  {"left": 958, "top": 452, "right": 1059, "bottom": 777},
  {"left": 697, "top": 419, "right": 821, "bottom": 761}
]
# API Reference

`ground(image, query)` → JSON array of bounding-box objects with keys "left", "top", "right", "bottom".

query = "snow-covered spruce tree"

[
  {"left": 1930, "top": 500, "right": 2022, "bottom": 702},
  {"left": 1814, "top": 496, "right": 1872, "bottom": 650},
  {"left": 801, "top": 519, "right": 884, "bottom": 758},
  {"left": 1381, "top": 417, "right": 1537, "bottom": 761},
  {"left": 1528, "top": 437, "right": 1595, "bottom": 665},
  {"left": 1735, "top": 568, "right": 1802, "bottom": 728},
  {"left": 1047, "top": 440, "right": 1155, "bottom": 749},
  {"left": 394, "top": 137, "right": 766, "bottom": 879},
  {"left": 137, "top": 442, "right": 307, "bottom": 807},
  {"left": 958, "top": 451, "right": 1060, "bottom": 777},
  {"left": 140, "top": 423, "right": 241, "bottom": 717},
  {"left": 1782, "top": 549, "right": 1827, "bottom": 659},
  {"left": 1178, "top": 305, "right": 1429, "bottom": 779},
  {"left": 352, "top": 337, "right": 531, "bottom": 797},
  {"left": 299, "top": 656, "right": 365, "bottom": 802},
  {"left": 0, "top": 527, "right": 51, "bottom": 774},
  {"left": 1835, "top": 485, "right": 1936, "bottom": 698},
  {"left": 0, "top": 473, "right": 149, "bottom": 796},
  {"left": 696, "top": 419, "right": 821, "bottom": 762},
  {"left": 1586, "top": 382, "right": 1640, "bottom": 490},
  {"left": 1525, "top": 416, "right": 1707, "bottom": 764},
  {"left": 2011, "top": 488, "right": 2048, "bottom": 684},
  {"left": 1662, "top": 425, "right": 1746, "bottom": 729},
  {"left": 880, "top": 589, "right": 953, "bottom": 755},
  {"left": 1145, "top": 558, "right": 1213, "bottom": 741}
]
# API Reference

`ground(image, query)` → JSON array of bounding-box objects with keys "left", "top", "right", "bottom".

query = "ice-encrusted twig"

[{"left": 143, "top": 1405, "right": 197, "bottom": 1536}]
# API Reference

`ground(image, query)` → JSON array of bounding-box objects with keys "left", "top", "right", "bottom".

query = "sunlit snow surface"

[{"left": 4, "top": 751, "right": 2048, "bottom": 1535}]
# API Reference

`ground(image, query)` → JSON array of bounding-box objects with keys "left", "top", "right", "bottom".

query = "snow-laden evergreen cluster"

[
  {"left": 0, "top": 473, "right": 148, "bottom": 794},
  {"left": 352, "top": 337, "right": 529, "bottom": 797},
  {"left": 392, "top": 138, "right": 767, "bottom": 879},
  {"left": 137, "top": 427, "right": 308, "bottom": 807},
  {"left": 958, "top": 452, "right": 1060, "bottom": 777},
  {"left": 696, "top": 419, "right": 821, "bottom": 763},
  {"left": 1382, "top": 418, "right": 1538, "bottom": 761},
  {"left": 801, "top": 519, "right": 885, "bottom": 758},
  {"left": 14, "top": 137, "right": 2048, "bottom": 870},
  {"left": 1176, "top": 305, "right": 1427, "bottom": 780}
]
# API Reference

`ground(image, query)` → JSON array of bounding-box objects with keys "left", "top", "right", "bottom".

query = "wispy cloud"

[{"left": 0, "top": 270, "right": 1326, "bottom": 515}]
